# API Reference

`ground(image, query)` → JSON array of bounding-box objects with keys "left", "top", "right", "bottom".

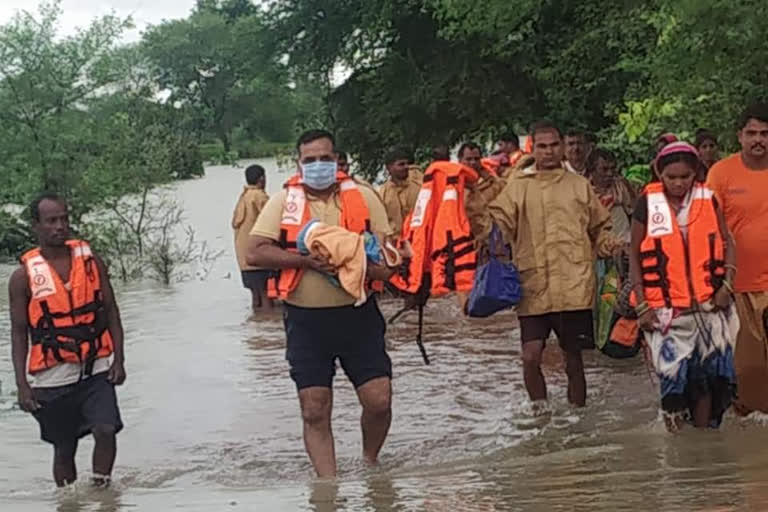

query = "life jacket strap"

[
  {"left": 638, "top": 239, "right": 673, "bottom": 308},
  {"left": 31, "top": 293, "right": 109, "bottom": 375},
  {"left": 278, "top": 229, "right": 297, "bottom": 250},
  {"left": 434, "top": 231, "right": 476, "bottom": 291},
  {"left": 707, "top": 233, "right": 726, "bottom": 290},
  {"left": 430, "top": 235, "right": 475, "bottom": 260}
]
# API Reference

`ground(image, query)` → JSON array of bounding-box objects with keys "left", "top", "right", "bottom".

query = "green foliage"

[
  {"left": 0, "top": 1, "right": 312, "bottom": 261},
  {"left": 269, "top": 0, "right": 659, "bottom": 180},
  {"left": 0, "top": 210, "right": 33, "bottom": 258},
  {"left": 270, "top": 0, "right": 765, "bottom": 181},
  {"left": 4, "top": 0, "right": 763, "bottom": 258},
  {"left": 141, "top": 4, "right": 301, "bottom": 153},
  {"left": 199, "top": 137, "right": 294, "bottom": 164}
]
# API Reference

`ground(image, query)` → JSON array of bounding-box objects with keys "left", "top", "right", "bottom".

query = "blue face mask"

[{"left": 301, "top": 160, "right": 338, "bottom": 190}]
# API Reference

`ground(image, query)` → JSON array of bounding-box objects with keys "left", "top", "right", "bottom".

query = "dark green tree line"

[{"left": 269, "top": 0, "right": 766, "bottom": 177}]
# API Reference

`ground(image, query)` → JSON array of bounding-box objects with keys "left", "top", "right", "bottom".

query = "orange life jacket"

[
  {"left": 480, "top": 158, "right": 500, "bottom": 177},
  {"left": 637, "top": 182, "right": 726, "bottom": 309},
  {"left": 508, "top": 150, "right": 524, "bottom": 166},
  {"left": 21, "top": 240, "right": 113, "bottom": 375},
  {"left": 391, "top": 161, "right": 479, "bottom": 296},
  {"left": 267, "top": 172, "right": 374, "bottom": 300}
]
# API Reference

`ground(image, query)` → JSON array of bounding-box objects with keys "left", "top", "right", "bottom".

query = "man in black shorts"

[
  {"left": 232, "top": 164, "right": 273, "bottom": 311},
  {"left": 9, "top": 193, "right": 126, "bottom": 487},
  {"left": 473, "top": 121, "right": 623, "bottom": 406},
  {"left": 247, "top": 129, "right": 395, "bottom": 477}
]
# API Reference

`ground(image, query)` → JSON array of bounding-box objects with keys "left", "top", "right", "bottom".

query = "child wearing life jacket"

[{"left": 629, "top": 142, "right": 739, "bottom": 432}]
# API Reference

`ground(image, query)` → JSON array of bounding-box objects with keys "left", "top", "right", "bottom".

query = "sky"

[{"left": 0, "top": 0, "right": 197, "bottom": 41}]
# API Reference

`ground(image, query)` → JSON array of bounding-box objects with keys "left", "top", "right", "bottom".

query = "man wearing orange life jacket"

[
  {"left": 247, "top": 129, "right": 395, "bottom": 478},
  {"left": 630, "top": 142, "right": 737, "bottom": 431},
  {"left": 9, "top": 193, "right": 126, "bottom": 488}
]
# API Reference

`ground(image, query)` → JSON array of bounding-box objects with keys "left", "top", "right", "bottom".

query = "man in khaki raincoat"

[
  {"left": 378, "top": 147, "right": 423, "bottom": 238},
  {"left": 457, "top": 142, "right": 507, "bottom": 240},
  {"left": 471, "top": 121, "right": 623, "bottom": 406},
  {"left": 232, "top": 164, "right": 272, "bottom": 311}
]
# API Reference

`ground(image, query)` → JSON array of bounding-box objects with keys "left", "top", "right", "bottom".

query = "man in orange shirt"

[{"left": 707, "top": 102, "right": 768, "bottom": 415}]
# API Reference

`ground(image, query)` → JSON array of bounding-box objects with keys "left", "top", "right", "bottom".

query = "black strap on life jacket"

[
  {"left": 278, "top": 229, "right": 296, "bottom": 250},
  {"left": 29, "top": 291, "right": 108, "bottom": 377},
  {"left": 431, "top": 231, "right": 477, "bottom": 291},
  {"left": 639, "top": 238, "right": 673, "bottom": 308},
  {"left": 423, "top": 174, "right": 459, "bottom": 185},
  {"left": 707, "top": 233, "right": 726, "bottom": 290}
]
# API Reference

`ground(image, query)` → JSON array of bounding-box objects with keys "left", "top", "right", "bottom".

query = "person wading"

[
  {"left": 695, "top": 129, "right": 721, "bottom": 177},
  {"left": 247, "top": 129, "right": 395, "bottom": 477},
  {"left": 585, "top": 148, "right": 636, "bottom": 242},
  {"left": 630, "top": 142, "right": 737, "bottom": 431},
  {"left": 458, "top": 142, "right": 507, "bottom": 240},
  {"left": 336, "top": 150, "right": 350, "bottom": 174},
  {"left": 472, "top": 121, "right": 623, "bottom": 407},
  {"left": 9, "top": 193, "right": 126, "bottom": 488},
  {"left": 707, "top": 102, "right": 768, "bottom": 416},
  {"left": 497, "top": 132, "right": 525, "bottom": 167},
  {"left": 232, "top": 164, "right": 273, "bottom": 311},
  {"left": 431, "top": 144, "right": 450, "bottom": 163},
  {"left": 378, "top": 147, "right": 423, "bottom": 238},
  {"left": 564, "top": 129, "right": 589, "bottom": 176}
]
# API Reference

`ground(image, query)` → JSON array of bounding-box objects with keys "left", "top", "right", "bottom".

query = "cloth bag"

[{"left": 467, "top": 225, "right": 521, "bottom": 317}]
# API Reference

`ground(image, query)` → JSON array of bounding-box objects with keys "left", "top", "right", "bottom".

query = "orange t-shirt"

[{"left": 707, "top": 153, "right": 768, "bottom": 292}]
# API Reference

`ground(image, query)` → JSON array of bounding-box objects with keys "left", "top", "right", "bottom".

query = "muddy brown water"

[{"left": 2, "top": 160, "right": 768, "bottom": 511}]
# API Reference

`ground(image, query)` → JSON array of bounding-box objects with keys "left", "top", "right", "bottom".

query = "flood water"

[{"left": 2, "top": 159, "right": 768, "bottom": 511}]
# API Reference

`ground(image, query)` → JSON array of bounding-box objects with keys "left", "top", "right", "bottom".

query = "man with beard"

[{"left": 707, "top": 102, "right": 768, "bottom": 415}]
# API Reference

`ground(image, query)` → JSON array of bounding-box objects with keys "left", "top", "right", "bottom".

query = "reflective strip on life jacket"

[
  {"left": 267, "top": 173, "right": 373, "bottom": 300},
  {"left": 637, "top": 183, "right": 725, "bottom": 309},
  {"left": 21, "top": 240, "right": 113, "bottom": 375},
  {"left": 390, "top": 161, "right": 478, "bottom": 296}
]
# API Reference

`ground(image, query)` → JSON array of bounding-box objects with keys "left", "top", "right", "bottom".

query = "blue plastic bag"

[{"left": 467, "top": 225, "right": 521, "bottom": 318}]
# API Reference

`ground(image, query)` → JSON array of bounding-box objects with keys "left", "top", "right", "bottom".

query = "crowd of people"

[{"left": 7, "top": 101, "right": 768, "bottom": 486}]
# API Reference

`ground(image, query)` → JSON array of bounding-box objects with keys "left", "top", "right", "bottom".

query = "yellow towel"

[{"left": 304, "top": 222, "right": 368, "bottom": 306}]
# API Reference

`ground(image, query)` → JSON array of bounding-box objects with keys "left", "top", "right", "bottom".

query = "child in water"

[{"left": 629, "top": 142, "right": 739, "bottom": 432}]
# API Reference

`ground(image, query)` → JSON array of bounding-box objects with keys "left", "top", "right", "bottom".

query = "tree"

[
  {"left": 269, "top": 0, "right": 659, "bottom": 179},
  {"left": 641, "top": 0, "right": 768, "bottom": 147},
  {"left": 0, "top": 2, "right": 202, "bottom": 259},
  {"left": 0, "top": 1, "right": 131, "bottom": 200},
  {"left": 142, "top": 6, "right": 290, "bottom": 152}
]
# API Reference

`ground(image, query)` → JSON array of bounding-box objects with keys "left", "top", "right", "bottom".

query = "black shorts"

[
  {"left": 284, "top": 298, "right": 393, "bottom": 390},
  {"left": 31, "top": 373, "right": 123, "bottom": 445},
  {"left": 241, "top": 270, "right": 270, "bottom": 291},
  {"left": 519, "top": 310, "right": 594, "bottom": 352}
]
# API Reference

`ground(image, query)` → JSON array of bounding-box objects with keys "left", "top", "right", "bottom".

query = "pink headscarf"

[
  {"left": 656, "top": 133, "right": 679, "bottom": 145},
  {"left": 654, "top": 141, "right": 700, "bottom": 171}
]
